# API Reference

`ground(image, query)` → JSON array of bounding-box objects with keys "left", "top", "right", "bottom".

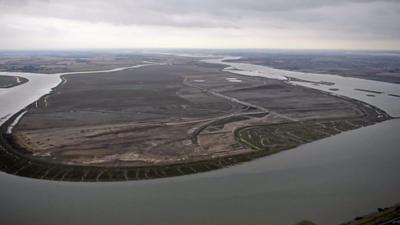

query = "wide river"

[{"left": 0, "top": 58, "right": 399, "bottom": 225}]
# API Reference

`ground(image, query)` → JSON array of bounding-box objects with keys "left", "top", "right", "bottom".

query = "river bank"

[{"left": 0, "top": 119, "right": 399, "bottom": 225}]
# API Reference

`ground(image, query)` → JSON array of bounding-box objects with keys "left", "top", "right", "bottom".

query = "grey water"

[{"left": 0, "top": 120, "right": 399, "bottom": 225}]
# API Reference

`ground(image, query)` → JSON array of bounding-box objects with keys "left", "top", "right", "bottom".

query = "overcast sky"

[{"left": 0, "top": 0, "right": 399, "bottom": 50}]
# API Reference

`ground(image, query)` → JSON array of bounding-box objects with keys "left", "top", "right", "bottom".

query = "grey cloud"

[{"left": 0, "top": 0, "right": 399, "bottom": 42}]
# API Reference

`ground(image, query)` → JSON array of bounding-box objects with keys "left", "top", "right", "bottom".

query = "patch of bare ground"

[{"left": 0, "top": 59, "right": 390, "bottom": 181}]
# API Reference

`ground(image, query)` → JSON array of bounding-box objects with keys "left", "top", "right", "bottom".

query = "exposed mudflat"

[{"left": 0, "top": 58, "right": 388, "bottom": 181}]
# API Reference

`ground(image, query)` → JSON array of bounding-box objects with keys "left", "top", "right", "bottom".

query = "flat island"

[
  {"left": 0, "top": 75, "right": 28, "bottom": 88},
  {"left": 0, "top": 57, "right": 390, "bottom": 181}
]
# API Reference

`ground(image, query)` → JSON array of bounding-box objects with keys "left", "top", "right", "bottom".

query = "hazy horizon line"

[{"left": 1, "top": 47, "right": 400, "bottom": 53}]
